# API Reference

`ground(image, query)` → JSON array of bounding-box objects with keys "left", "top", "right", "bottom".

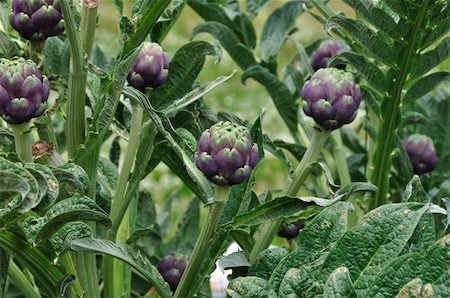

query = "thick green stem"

[
  {"left": 174, "top": 186, "right": 231, "bottom": 298},
  {"left": 104, "top": 104, "right": 144, "bottom": 298},
  {"left": 309, "top": 0, "right": 335, "bottom": 19},
  {"left": 29, "top": 41, "right": 45, "bottom": 66},
  {"left": 331, "top": 130, "right": 351, "bottom": 186},
  {"left": 370, "top": 1, "right": 429, "bottom": 209},
  {"left": 249, "top": 128, "right": 330, "bottom": 262},
  {"left": 8, "top": 260, "right": 41, "bottom": 298},
  {"left": 60, "top": 0, "right": 86, "bottom": 157},
  {"left": 10, "top": 122, "right": 33, "bottom": 163},
  {"left": 61, "top": 1, "right": 101, "bottom": 295},
  {"left": 80, "top": 0, "right": 99, "bottom": 59}
]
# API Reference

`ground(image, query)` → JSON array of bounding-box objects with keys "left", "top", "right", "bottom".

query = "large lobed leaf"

[
  {"left": 67, "top": 237, "right": 172, "bottom": 297},
  {"left": 318, "top": 203, "right": 430, "bottom": 296},
  {"left": 269, "top": 202, "right": 350, "bottom": 292},
  {"left": 260, "top": 0, "right": 304, "bottom": 62}
]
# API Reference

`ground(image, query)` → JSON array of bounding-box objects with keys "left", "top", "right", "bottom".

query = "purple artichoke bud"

[
  {"left": 403, "top": 134, "right": 437, "bottom": 175},
  {"left": 127, "top": 42, "right": 169, "bottom": 91},
  {"left": 195, "top": 121, "right": 259, "bottom": 186},
  {"left": 301, "top": 68, "right": 361, "bottom": 130},
  {"left": 10, "top": 0, "right": 64, "bottom": 41},
  {"left": 157, "top": 253, "right": 186, "bottom": 292},
  {"left": 277, "top": 221, "right": 305, "bottom": 239},
  {"left": 310, "top": 39, "right": 350, "bottom": 71},
  {"left": 0, "top": 58, "right": 49, "bottom": 124}
]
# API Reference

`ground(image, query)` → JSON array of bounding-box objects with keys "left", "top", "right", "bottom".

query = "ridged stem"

[
  {"left": 8, "top": 260, "right": 41, "bottom": 298},
  {"left": 60, "top": 0, "right": 86, "bottom": 157},
  {"left": 370, "top": 1, "right": 429, "bottom": 209},
  {"left": 174, "top": 186, "right": 231, "bottom": 298},
  {"left": 331, "top": 130, "right": 351, "bottom": 186},
  {"left": 249, "top": 128, "right": 330, "bottom": 262},
  {"left": 61, "top": 1, "right": 100, "bottom": 296},
  {"left": 80, "top": 0, "right": 99, "bottom": 60},
  {"left": 309, "top": 0, "right": 335, "bottom": 19},
  {"left": 104, "top": 104, "right": 144, "bottom": 298},
  {"left": 10, "top": 122, "right": 33, "bottom": 163}
]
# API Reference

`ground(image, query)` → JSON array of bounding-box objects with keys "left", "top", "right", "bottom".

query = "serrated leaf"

[
  {"left": 233, "top": 13, "right": 257, "bottom": 49},
  {"left": 219, "top": 251, "right": 250, "bottom": 271},
  {"left": 151, "top": 0, "right": 186, "bottom": 43},
  {"left": 322, "top": 267, "right": 356, "bottom": 298},
  {"left": 421, "top": 14, "right": 450, "bottom": 50},
  {"left": 0, "top": 158, "right": 39, "bottom": 214},
  {"left": 24, "top": 163, "right": 59, "bottom": 211},
  {"left": 412, "top": 37, "right": 450, "bottom": 77},
  {"left": 97, "top": 157, "right": 118, "bottom": 201},
  {"left": 326, "top": 15, "right": 398, "bottom": 66},
  {"left": 404, "top": 72, "right": 450, "bottom": 104},
  {"left": 247, "top": 0, "right": 270, "bottom": 18},
  {"left": 151, "top": 41, "right": 221, "bottom": 108},
  {"left": 226, "top": 195, "right": 344, "bottom": 229},
  {"left": 192, "top": 22, "right": 257, "bottom": 69},
  {"left": 318, "top": 203, "right": 429, "bottom": 296},
  {"left": 248, "top": 247, "right": 289, "bottom": 281},
  {"left": 329, "top": 51, "right": 386, "bottom": 92},
  {"left": 283, "top": 64, "right": 304, "bottom": 97},
  {"left": 227, "top": 276, "right": 277, "bottom": 298},
  {"left": 263, "top": 136, "right": 294, "bottom": 178},
  {"left": 0, "top": 31, "right": 20, "bottom": 59},
  {"left": 242, "top": 65, "right": 298, "bottom": 135},
  {"left": 334, "top": 182, "right": 378, "bottom": 199},
  {"left": 0, "top": 170, "right": 29, "bottom": 202},
  {"left": 260, "top": 1, "right": 304, "bottom": 62},
  {"left": 366, "top": 235, "right": 450, "bottom": 297},
  {"left": 67, "top": 237, "right": 171, "bottom": 297},
  {"left": 162, "top": 71, "right": 235, "bottom": 116},
  {"left": 50, "top": 222, "right": 92, "bottom": 255},
  {"left": 404, "top": 176, "right": 429, "bottom": 203},
  {"left": 343, "top": 0, "right": 403, "bottom": 39},
  {"left": 395, "top": 278, "right": 434, "bottom": 298},
  {"left": 189, "top": 0, "right": 236, "bottom": 29},
  {"left": 22, "top": 195, "right": 110, "bottom": 243},
  {"left": 278, "top": 267, "right": 318, "bottom": 297},
  {"left": 50, "top": 163, "right": 89, "bottom": 196},
  {"left": 269, "top": 202, "right": 350, "bottom": 292}
]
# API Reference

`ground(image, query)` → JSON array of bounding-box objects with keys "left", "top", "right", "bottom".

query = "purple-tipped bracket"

[
  {"left": 301, "top": 68, "right": 361, "bottom": 131},
  {"left": 195, "top": 121, "right": 259, "bottom": 186},
  {"left": 0, "top": 58, "right": 49, "bottom": 124}
]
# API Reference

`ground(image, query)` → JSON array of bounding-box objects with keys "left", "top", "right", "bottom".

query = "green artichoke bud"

[
  {"left": 301, "top": 68, "right": 361, "bottom": 130},
  {"left": 0, "top": 58, "right": 49, "bottom": 124},
  {"left": 127, "top": 42, "right": 169, "bottom": 91},
  {"left": 311, "top": 39, "right": 350, "bottom": 71},
  {"left": 195, "top": 121, "right": 259, "bottom": 186},
  {"left": 403, "top": 134, "right": 437, "bottom": 175},
  {"left": 10, "top": 0, "right": 64, "bottom": 41}
]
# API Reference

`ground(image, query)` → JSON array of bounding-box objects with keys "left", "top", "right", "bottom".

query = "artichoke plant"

[
  {"left": 195, "top": 121, "right": 259, "bottom": 186},
  {"left": 277, "top": 221, "right": 305, "bottom": 239},
  {"left": 301, "top": 68, "right": 361, "bottom": 130},
  {"left": 403, "top": 134, "right": 437, "bottom": 175},
  {"left": 10, "top": 0, "right": 64, "bottom": 41},
  {"left": 127, "top": 42, "right": 169, "bottom": 91},
  {"left": 310, "top": 39, "right": 350, "bottom": 71},
  {"left": 0, "top": 58, "right": 49, "bottom": 124},
  {"left": 157, "top": 253, "right": 187, "bottom": 292}
]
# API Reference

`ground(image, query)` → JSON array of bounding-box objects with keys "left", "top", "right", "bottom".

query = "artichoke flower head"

[
  {"left": 403, "top": 134, "right": 437, "bottom": 175},
  {"left": 0, "top": 58, "right": 49, "bottom": 124},
  {"left": 301, "top": 68, "right": 361, "bottom": 131},
  {"left": 195, "top": 121, "right": 259, "bottom": 186},
  {"left": 10, "top": 0, "right": 64, "bottom": 41}
]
